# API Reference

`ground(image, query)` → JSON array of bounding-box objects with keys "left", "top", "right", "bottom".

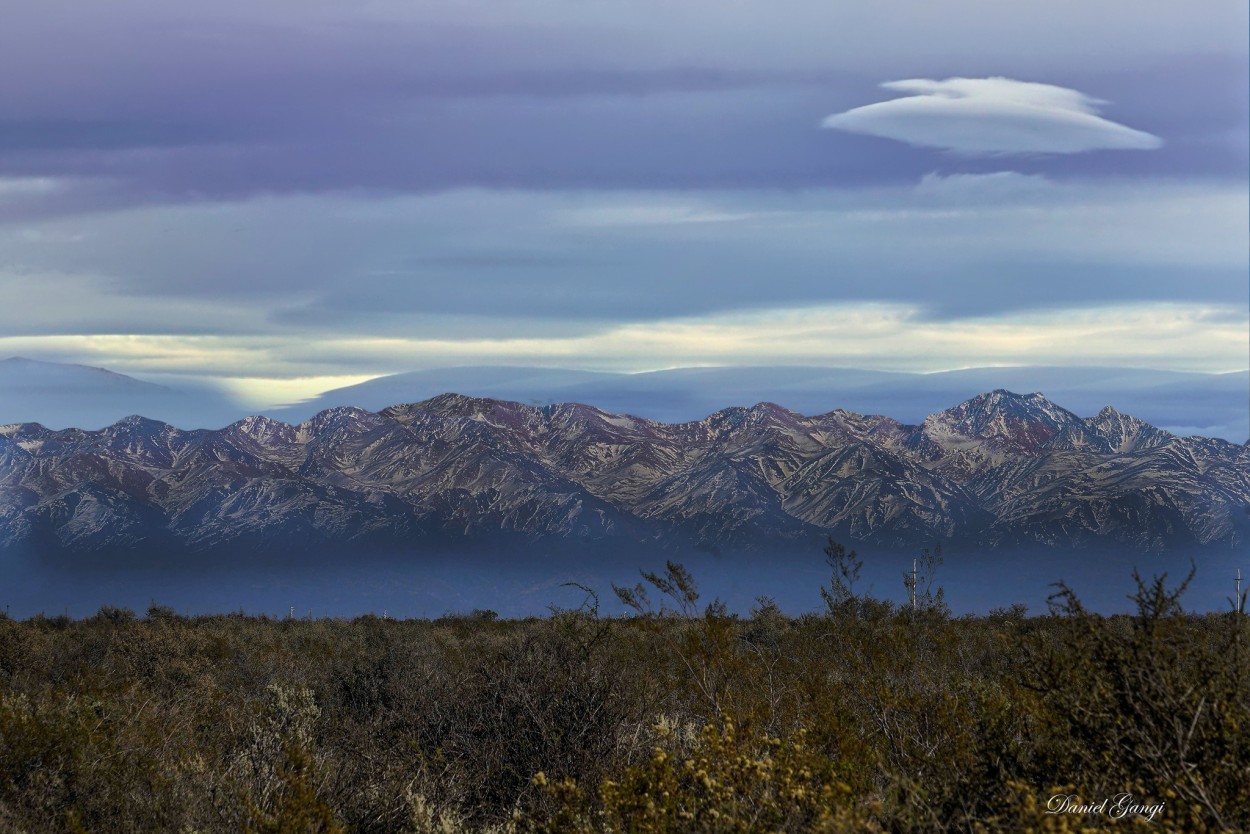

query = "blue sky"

[{"left": 0, "top": 0, "right": 1246, "bottom": 403}]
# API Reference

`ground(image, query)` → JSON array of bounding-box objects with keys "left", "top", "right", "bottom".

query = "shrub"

[{"left": 532, "top": 717, "right": 880, "bottom": 833}]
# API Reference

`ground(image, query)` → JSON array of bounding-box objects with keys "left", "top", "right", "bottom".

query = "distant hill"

[{"left": 0, "top": 357, "right": 241, "bottom": 430}]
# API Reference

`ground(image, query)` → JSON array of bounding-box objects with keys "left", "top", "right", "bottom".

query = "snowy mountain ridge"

[{"left": 1, "top": 389, "right": 1246, "bottom": 557}]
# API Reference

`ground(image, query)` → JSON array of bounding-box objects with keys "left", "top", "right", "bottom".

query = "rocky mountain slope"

[{"left": 1, "top": 390, "right": 1246, "bottom": 557}]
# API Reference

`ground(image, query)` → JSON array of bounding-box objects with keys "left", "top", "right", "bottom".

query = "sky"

[{"left": 1, "top": 0, "right": 1246, "bottom": 404}]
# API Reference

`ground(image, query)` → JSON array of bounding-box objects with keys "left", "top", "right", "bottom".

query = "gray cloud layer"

[
  {"left": 3, "top": 179, "right": 1245, "bottom": 329},
  {"left": 1, "top": 178, "right": 1245, "bottom": 384},
  {"left": 0, "top": 1, "right": 1245, "bottom": 394},
  {"left": 0, "top": 1, "right": 1245, "bottom": 213}
]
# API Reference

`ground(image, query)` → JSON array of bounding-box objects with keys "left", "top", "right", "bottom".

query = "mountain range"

[
  {"left": 270, "top": 365, "right": 1250, "bottom": 443},
  {"left": 3, "top": 389, "right": 1246, "bottom": 560},
  {"left": 3, "top": 358, "right": 1246, "bottom": 444}
]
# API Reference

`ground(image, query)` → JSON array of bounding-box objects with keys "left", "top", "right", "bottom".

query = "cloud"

[
  {"left": 823, "top": 77, "right": 1163, "bottom": 154},
  {"left": 561, "top": 201, "right": 761, "bottom": 227},
  {"left": 1, "top": 179, "right": 1244, "bottom": 343},
  {"left": 0, "top": 3, "right": 1241, "bottom": 210},
  {"left": 3, "top": 301, "right": 1244, "bottom": 383},
  {"left": 913, "top": 170, "right": 1055, "bottom": 200}
]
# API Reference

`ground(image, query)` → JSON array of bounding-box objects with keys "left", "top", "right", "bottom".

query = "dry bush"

[{"left": 0, "top": 560, "right": 1244, "bottom": 832}]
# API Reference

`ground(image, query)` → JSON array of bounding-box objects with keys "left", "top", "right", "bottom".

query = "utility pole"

[
  {"left": 911, "top": 558, "right": 918, "bottom": 611},
  {"left": 1237, "top": 568, "right": 1244, "bottom": 615}
]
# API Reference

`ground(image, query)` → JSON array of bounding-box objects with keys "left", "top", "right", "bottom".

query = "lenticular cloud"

[{"left": 822, "top": 77, "right": 1162, "bottom": 155}]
